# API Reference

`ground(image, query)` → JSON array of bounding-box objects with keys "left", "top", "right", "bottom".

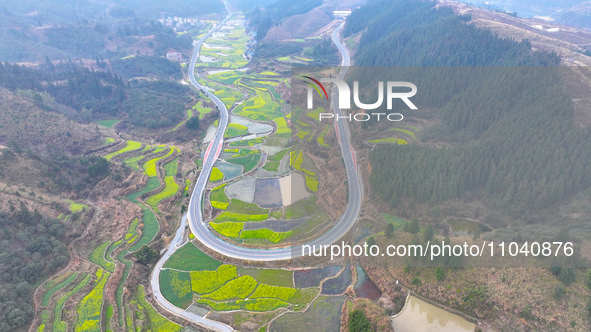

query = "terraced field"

[
  {"left": 75, "top": 269, "right": 109, "bottom": 332},
  {"left": 104, "top": 141, "right": 142, "bottom": 161},
  {"left": 52, "top": 274, "right": 91, "bottom": 332},
  {"left": 88, "top": 241, "right": 115, "bottom": 273},
  {"left": 162, "top": 244, "right": 320, "bottom": 313}
]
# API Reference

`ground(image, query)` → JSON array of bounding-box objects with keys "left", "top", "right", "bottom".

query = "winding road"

[
  {"left": 186, "top": 21, "right": 361, "bottom": 261},
  {"left": 151, "top": 8, "right": 359, "bottom": 331}
]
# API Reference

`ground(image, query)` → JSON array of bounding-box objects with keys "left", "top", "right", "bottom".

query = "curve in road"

[{"left": 187, "top": 21, "right": 362, "bottom": 261}]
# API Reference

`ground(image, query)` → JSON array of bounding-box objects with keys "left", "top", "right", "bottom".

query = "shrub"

[{"left": 348, "top": 309, "right": 372, "bottom": 332}]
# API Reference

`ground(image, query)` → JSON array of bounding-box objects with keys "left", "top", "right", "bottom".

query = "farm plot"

[
  {"left": 88, "top": 241, "right": 115, "bottom": 273},
  {"left": 159, "top": 269, "right": 193, "bottom": 309},
  {"left": 53, "top": 274, "right": 91, "bottom": 332},
  {"left": 143, "top": 146, "right": 178, "bottom": 177},
  {"left": 128, "top": 207, "right": 159, "bottom": 252},
  {"left": 136, "top": 285, "right": 183, "bottom": 332},
  {"left": 210, "top": 184, "right": 230, "bottom": 210},
  {"left": 238, "top": 268, "right": 293, "bottom": 287},
  {"left": 233, "top": 81, "right": 283, "bottom": 121},
  {"left": 123, "top": 155, "right": 145, "bottom": 171},
  {"left": 190, "top": 265, "right": 237, "bottom": 294},
  {"left": 145, "top": 176, "right": 179, "bottom": 213},
  {"left": 42, "top": 273, "right": 78, "bottom": 306},
  {"left": 74, "top": 269, "right": 109, "bottom": 332},
  {"left": 367, "top": 137, "right": 407, "bottom": 145},
  {"left": 164, "top": 243, "right": 222, "bottom": 271},
  {"left": 104, "top": 141, "right": 142, "bottom": 161}
]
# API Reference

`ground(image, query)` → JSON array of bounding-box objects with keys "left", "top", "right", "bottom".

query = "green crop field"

[
  {"left": 105, "top": 305, "right": 113, "bottom": 332},
  {"left": 210, "top": 184, "right": 230, "bottom": 210},
  {"left": 53, "top": 274, "right": 91, "bottom": 332},
  {"left": 69, "top": 201, "right": 87, "bottom": 213},
  {"left": 152, "top": 145, "right": 166, "bottom": 154},
  {"left": 233, "top": 87, "right": 283, "bottom": 121},
  {"left": 240, "top": 229, "right": 291, "bottom": 243},
  {"left": 388, "top": 127, "right": 416, "bottom": 139},
  {"left": 102, "top": 137, "right": 115, "bottom": 146},
  {"left": 273, "top": 117, "right": 291, "bottom": 135},
  {"left": 229, "top": 137, "right": 264, "bottom": 147},
  {"left": 163, "top": 159, "right": 178, "bottom": 176},
  {"left": 143, "top": 147, "right": 176, "bottom": 177},
  {"left": 105, "top": 240, "right": 120, "bottom": 263},
  {"left": 306, "top": 108, "right": 325, "bottom": 122},
  {"left": 126, "top": 177, "right": 161, "bottom": 202},
  {"left": 238, "top": 268, "right": 293, "bottom": 287},
  {"left": 193, "top": 101, "right": 212, "bottom": 119},
  {"left": 190, "top": 265, "right": 238, "bottom": 294},
  {"left": 168, "top": 109, "right": 193, "bottom": 132},
  {"left": 249, "top": 283, "right": 296, "bottom": 302},
  {"left": 317, "top": 125, "right": 331, "bottom": 147},
  {"left": 270, "top": 210, "right": 283, "bottom": 219},
  {"left": 123, "top": 155, "right": 145, "bottom": 171},
  {"left": 97, "top": 119, "right": 119, "bottom": 128},
  {"left": 159, "top": 269, "right": 193, "bottom": 308},
  {"left": 42, "top": 273, "right": 78, "bottom": 306},
  {"left": 269, "top": 148, "right": 291, "bottom": 162},
  {"left": 125, "top": 219, "right": 139, "bottom": 240},
  {"left": 88, "top": 241, "right": 115, "bottom": 273},
  {"left": 263, "top": 161, "right": 280, "bottom": 171},
  {"left": 137, "top": 285, "right": 183, "bottom": 332},
  {"left": 164, "top": 243, "right": 222, "bottom": 271},
  {"left": 146, "top": 176, "right": 179, "bottom": 212},
  {"left": 305, "top": 174, "right": 319, "bottom": 192},
  {"left": 104, "top": 141, "right": 142, "bottom": 161},
  {"left": 296, "top": 129, "right": 311, "bottom": 141},
  {"left": 128, "top": 207, "right": 159, "bottom": 252},
  {"left": 74, "top": 269, "right": 109, "bottom": 332},
  {"left": 210, "top": 167, "right": 224, "bottom": 182},
  {"left": 201, "top": 275, "right": 257, "bottom": 301},
  {"left": 228, "top": 153, "right": 261, "bottom": 173},
  {"left": 195, "top": 298, "right": 289, "bottom": 312},
  {"left": 210, "top": 222, "right": 244, "bottom": 238},
  {"left": 260, "top": 71, "right": 279, "bottom": 76},
  {"left": 215, "top": 211, "right": 268, "bottom": 222},
  {"left": 225, "top": 123, "right": 249, "bottom": 138},
  {"left": 381, "top": 214, "right": 407, "bottom": 229},
  {"left": 115, "top": 251, "right": 132, "bottom": 326},
  {"left": 227, "top": 199, "right": 267, "bottom": 215},
  {"left": 367, "top": 137, "right": 407, "bottom": 145}
]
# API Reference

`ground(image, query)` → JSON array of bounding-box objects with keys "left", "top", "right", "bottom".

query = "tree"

[
  {"left": 366, "top": 236, "right": 376, "bottom": 247},
  {"left": 385, "top": 223, "right": 394, "bottom": 238},
  {"left": 134, "top": 245, "right": 159, "bottom": 265},
  {"left": 423, "top": 224, "right": 434, "bottom": 242},
  {"left": 348, "top": 309, "right": 372, "bottom": 332},
  {"left": 435, "top": 266, "right": 446, "bottom": 281},
  {"left": 409, "top": 218, "right": 420, "bottom": 234},
  {"left": 186, "top": 116, "right": 200, "bottom": 131}
]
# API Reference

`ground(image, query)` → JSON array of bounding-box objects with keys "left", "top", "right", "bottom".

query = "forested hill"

[
  {"left": 346, "top": 0, "right": 560, "bottom": 67},
  {"left": 346, "top": 0, "right": 591, "bottom": 224},
  {"left": 0, "top": 61, "right": 192, "bottom": 130}
]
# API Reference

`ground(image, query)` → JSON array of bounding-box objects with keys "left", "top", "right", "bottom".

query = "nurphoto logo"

[{"left": 304, "top": 76, "right": 418, "bottom": 122}]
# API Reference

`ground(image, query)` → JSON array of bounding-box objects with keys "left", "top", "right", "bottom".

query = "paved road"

[
  {"left": 150, "top": 4, "right": 235, "bottom": 331},
  {"left": 152, "top": 18, "right": 357, "bottom": 332},
  {"left": 186, "top": 21, "right": 363, "bottom": 261}
]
